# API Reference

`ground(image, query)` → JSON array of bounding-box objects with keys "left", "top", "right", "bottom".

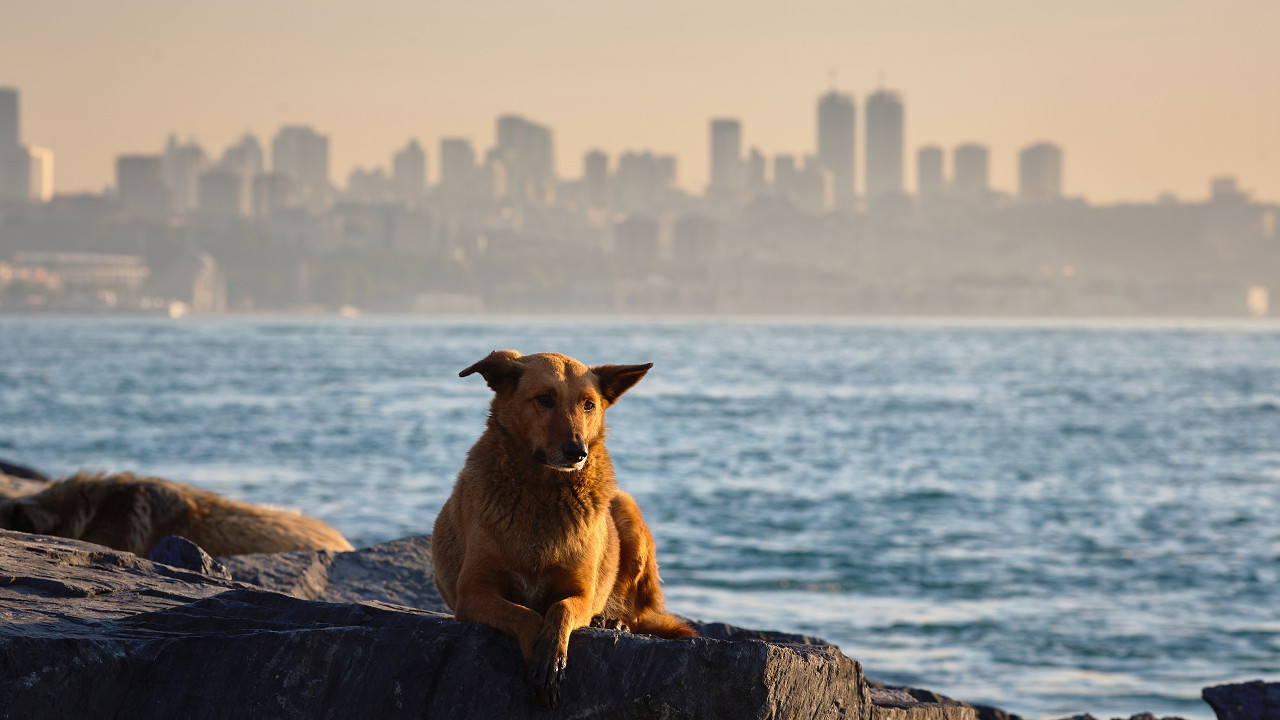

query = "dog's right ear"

[{"left": 459, "top": 349, "right": 524, "bottom": 394}]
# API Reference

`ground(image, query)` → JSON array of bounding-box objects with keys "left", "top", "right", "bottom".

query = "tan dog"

[
  {"left": 432, "top": 350, "right": 696, "bottom": 705},
  {"left": 0, "top": 471, "right": 354, "bottom": 557}
]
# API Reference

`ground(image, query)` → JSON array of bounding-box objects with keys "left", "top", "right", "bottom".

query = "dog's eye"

[
  {"left": 535, "top": 394, "right": 556, "bottom": 409},
  {"left": 583, "top": 400, "right": 596, "bottom": 412}
]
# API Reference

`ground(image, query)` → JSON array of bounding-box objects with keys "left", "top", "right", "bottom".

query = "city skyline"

[{"left": 1, "top": 0, "right": 1276, "bottom": 204}]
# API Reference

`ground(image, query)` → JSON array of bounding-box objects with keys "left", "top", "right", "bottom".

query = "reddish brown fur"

[
  {"left": 0, "top": 472, "right": 354, "bottom": 557},
  {"left": 431, "top": 350, "right": 695, "bottom": 705}
]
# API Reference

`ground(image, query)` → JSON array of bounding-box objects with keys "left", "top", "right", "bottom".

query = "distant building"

[
  {"left": 865, "top": 89, "right": 905, "bottom": 205},
  {"left": 26, "top": 146, "right": 54, "bottom": 202},
  {"left": 615, "top": 151, "right": 672, "bottom": 214},
  {"left": 392, "top": 139, "right": 426, "bottom": 207},
  {"left": 116, "top": 154, "right": 169, "bottom": 220},
  {"left": 708, "top": 118, "right": 744, "bottom": 195},
  {"left": 817, "top": 90, "right": 856, "bottom": 208},
  {"left": 583, "top": 149, "right": 609, "bottom": 207},
  {"left": 0, "top": 88, "right": 16, "bottom": 148},
  {"left": 953, "top": 143, "right": 990, "bottom": 203},
  {"left": 746, "top": 147, "right": 767, "bottom": 196},
  {"left": 773, "top": 154, "right": 799, "bottom": 201},
  {"left": 1018, "top": 142, "right": 1062, "bottom": 204},
  {"left": 672, "top": 213, "right": 719, "bottom": 266},
  {"left": 494, "top": 114, "right": 554, "bottom": 204},
  {"left": 916, "top": 145, "right": 945, "bottom": 208},
  {"left": 252, "top": 172, "right": 298, "bottom": 218},
  {"left": 0, "top": 87, "right": 25, "bottom": 202},
  {"left": 271, "top": 125, "right": 331, "bottom": 212},
  {"left": 163, "top": 135, "right": 207, "bottom": 215},
  {"left": 216, "top": 134, "right": 263, "bottom": 216},
  {"left": 439, "top": 138, "right": 477, "bottom": 204},
  {"left": 197, "top": 168, "right": 245, "bottom": 218},
  {"left": 793, "top": 156, "right": 833, "bottom": 215},
  {"left": 613, "top": 214, "right": 660, "bottom": 261}
]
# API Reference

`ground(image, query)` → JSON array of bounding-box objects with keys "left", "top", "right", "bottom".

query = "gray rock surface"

[{"left": 0, "top": 529, "right": 868, "bottom": 719}]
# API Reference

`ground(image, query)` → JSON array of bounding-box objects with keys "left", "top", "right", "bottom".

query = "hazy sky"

[{"left": 3, "top": 0, "right": 1277, "bottom": 203}]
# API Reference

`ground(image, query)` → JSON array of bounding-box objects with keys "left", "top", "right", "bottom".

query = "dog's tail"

[{"left": 631, "top": 610, "right": 698, "bottom": 639}]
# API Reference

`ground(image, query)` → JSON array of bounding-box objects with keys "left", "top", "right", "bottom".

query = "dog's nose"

[{"left": 562, "top": 440, "right": 588, "bottom": 463}]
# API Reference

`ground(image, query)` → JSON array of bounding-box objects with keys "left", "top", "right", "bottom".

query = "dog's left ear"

[
  {"left": 9, "top": 499, "right": 58, "bottom": 535},
  {"left": 460, "top": 349, "right": 524, "bottom": 394},
  {"left": 592, "top": 363, "right": 653, "bottom": 404}
]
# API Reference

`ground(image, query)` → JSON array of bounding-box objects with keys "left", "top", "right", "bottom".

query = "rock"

[
  {"left": 0, "top": 529, "right": 868, "bottom": 719},
  {"left": 0, "top": 459, "right": 48, "bottom": 482},
  {"left": 867, "top": 680, "right": 1019, "bottom": 720},
  {"left": 1203, "top": 680, "right": 1280, "bottom": 720},
  {"left": 147, "top": 534, "right": 233, "bottom": 580}
]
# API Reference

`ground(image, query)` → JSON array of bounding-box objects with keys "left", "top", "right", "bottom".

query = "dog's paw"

[
  {"left": 589, "top": 615, "right": 630, "bottom": 632},
  {"left": 528, "top": 637, "right": 569, "bottom": 709}
]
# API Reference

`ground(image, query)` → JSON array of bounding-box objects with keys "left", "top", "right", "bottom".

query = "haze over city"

[{"left": 2, "top": 0, "right": 1277, "bottom": 203}]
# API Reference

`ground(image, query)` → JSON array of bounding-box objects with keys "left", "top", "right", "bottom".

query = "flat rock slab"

[
  {"left": 1203, "top": 680, "right": 1280, "bottom": 720},
  {"left": 0, "top": 530, "right": 869, "bottom": 720}
]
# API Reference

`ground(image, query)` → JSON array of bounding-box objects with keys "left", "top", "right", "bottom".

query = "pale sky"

[{"left": 2, "top": 0, "right": 1277, "bottom": 203}]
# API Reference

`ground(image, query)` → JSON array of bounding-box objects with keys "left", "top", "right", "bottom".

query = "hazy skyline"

[{"left": 2, "top": 0, "right": 1277, "bottom": 203}]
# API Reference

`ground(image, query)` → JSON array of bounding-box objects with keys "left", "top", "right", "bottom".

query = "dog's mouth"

[{"left": 532, "top": 448, "right": 588, "bottom": 472}]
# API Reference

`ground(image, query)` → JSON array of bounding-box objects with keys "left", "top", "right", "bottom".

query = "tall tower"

[
  {"left": 0, "top": 88, "right": 26, "bottom": 202},
  {"left": 864, "top": 89, "right": 905, "bottom": 205},
  {"left": 916, "top": 145, "right": 945, "bottom": 208},
  {"left": 708, "top": 118, "right": 743, "bottom": 195},
  {"left": 817, "top": 90, "right": 855, "bottom": 208},
  {"left": 0, "top": 88, "right": 17, "bottom": 149},
  {"left": 271, "top": 125, "right": 331, "bottom": 212},
  {"left": 1018, "top": 142, "right": 1062, "bottom": 204},
  {"left": 952, "top": 143, "right": 990, "bottom": 202},
  {"left": 393, "top": 139, "right": 427, "bottom": 207}
]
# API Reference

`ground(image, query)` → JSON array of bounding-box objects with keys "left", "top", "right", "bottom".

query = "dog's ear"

[
  {"left": 460, "top": 350, "right": 524, "bottom": 394},
  {"left": 592, "top": 363, "right": 653, "bottom": 404}
]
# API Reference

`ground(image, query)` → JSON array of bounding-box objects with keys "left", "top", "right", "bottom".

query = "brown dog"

[
  {"left": 431, "top": 350, "right": 696, "bottom": 705},
  {"left": 0, "top": 471, "right": 354, "bottom": 557}
]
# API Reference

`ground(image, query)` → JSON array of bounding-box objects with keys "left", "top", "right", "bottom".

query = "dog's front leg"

[
  {"left": 530, "top": 588, "right": 595, "bottom": 707},
  {"left": 454, "top": 567, "right": 545, "bottom": 661}
]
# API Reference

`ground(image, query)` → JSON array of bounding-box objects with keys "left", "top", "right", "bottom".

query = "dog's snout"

[{"left": 561, "top": 440, "right": 588, "bottom": 463}]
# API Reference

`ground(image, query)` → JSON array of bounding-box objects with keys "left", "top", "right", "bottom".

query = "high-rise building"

[
  {"left": 708, "top": 118, "right": 743, "bottom": 195},
  {"left": 393, "top": 139, "right": 426, "bottom": 207},
  {"left": 271, "top": 125, "right": 331, "bottom": 212},
  {"left": 773, "top": 154, "right": 799, "bottom": 199},
  {"left": 817, "top": 90, "right": 855, "bottom": 208},
  {"left": 616, "top": 151, "right": 673, "bottom": 214},
  {"left": 747, "top": 147, "right": 767, "bottom": 196},
  {"left": 916, "top": 145, "right": 945, "bottom": 208},
  {"left": 27, "top": 146, "right": 54, "bottom": 202},
  {"left": 493, "top": 114, "right": 555, "bottom": 203},
  {"left": 583, "top": 149, "right": 609, "bottom": 207},
  {"left": 439, "top": 138, "right": 477, "bottom": 205},
  {"left": 0, "top": 88, "right": 17, "bottom": 149},
  {"left": 1018, "top": 142, "right": 1062, "bottom": 204},
  {"left": 0, "top": 88, "right": 26, "bottom": 202},
  {"left": 953, "top": 143, "right": 990, "bottom": 202},
  {"left": 197, "top": 168, "right": 245, "bottom": 218},
  {"left": 163, "top": 135, "right": 207, "bottom": 215},
  {"left": 116, "top": 154, "right": 169, "bottom": 219},
  {"left": 865, "top": 89, "right": 905, "bottom": 205}
]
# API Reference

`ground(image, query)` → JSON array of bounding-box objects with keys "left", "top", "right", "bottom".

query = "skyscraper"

[
  {"left": 164, "top": 134, "right": 207, "bottom": 215},
  {"left": 817, "top": 90, "right": 855, "bottom": 208},
  {"left": 953, "top": 143, "right": 990, "bottom": 202},
  {"left": 747, "top": 147, "right": 767, "bottom": 196},
  {"left": 916, "top": 145, "right": 945, "bottom": 208},
  {"left": 1018, "top": 142, "right": 1063, "bottom": 204},
  {"left": 393, "top": 139, "right": 426, "bottom": 207},
  {"left": 0, "top": 88, "right": 17, "bottom": 149},
  {"left": 493, "top": 114, "right": 555, "bottom": 203},
  {"left": 708, "top": 118, "right": 743, "bottom": 195},
  {"left": 271, "top": 125, "right": 331, "bottom": 212},
  {"left": 0, "top": 88, "right": 26, "bottom": 202},
  {"left": 865, "top": 89, "right": 905, "bottom": 205},
  {"left": 27, "top": 146, "right": 54, "bottom": 202},
  {"left": 583, "top": 149, "right": 609, "bottom": 207},
  {"left": 439, "top": 138, "right": 476, "bottom": 205},
  {"left": 116, "top": 154, "right": 168, "bottom": 219}
]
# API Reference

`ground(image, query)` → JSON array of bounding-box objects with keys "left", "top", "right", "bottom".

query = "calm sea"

[{"left": 3, "top": 316, "right": 1279, "bottom": 719}]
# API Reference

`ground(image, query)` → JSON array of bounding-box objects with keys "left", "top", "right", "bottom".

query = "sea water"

[{"left": 3, "top": 316, "right": 1279, "bottom": 719}]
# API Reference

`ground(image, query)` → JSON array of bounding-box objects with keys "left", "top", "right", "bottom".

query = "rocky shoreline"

[{"left": 0, "top": 526, "right": 1273, "bottom": 719}]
